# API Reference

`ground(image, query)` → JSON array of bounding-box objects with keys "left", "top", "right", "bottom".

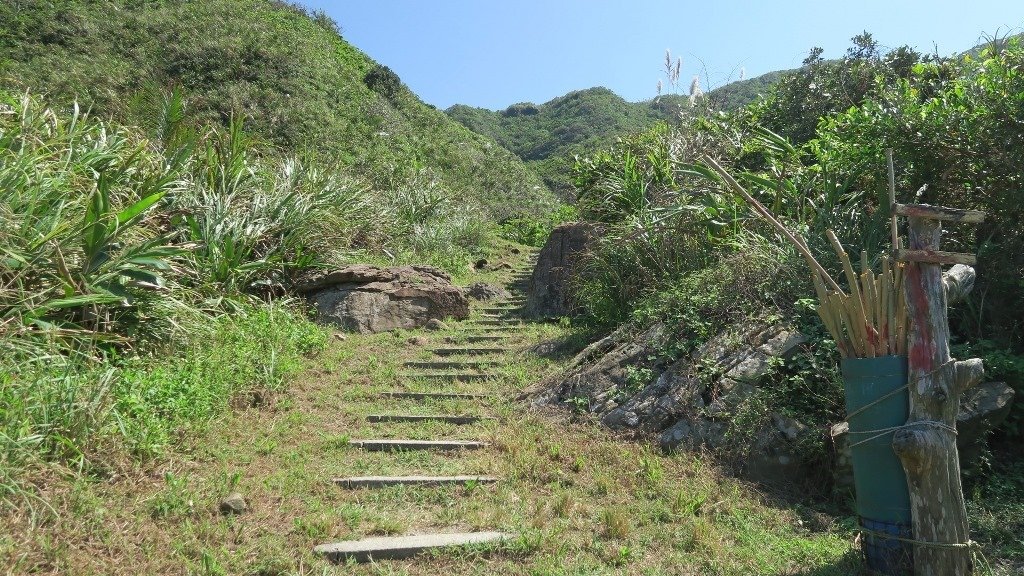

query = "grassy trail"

[{"left": 3, "top": 249, "right": 860, "bottom": 575}]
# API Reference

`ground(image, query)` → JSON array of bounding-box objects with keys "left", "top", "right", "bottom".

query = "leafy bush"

[
  {"left": 567, "top": 35, "right": 1024, "bottom": 468},
  {"left": 499, "top": 204, "right": 578, "bottom": 247},
  {"left": 0, "top": 92, "right": 184, "bottom": 343},
  {"left": 363, "top": 64, "right": 403, "bottom": 103},
  {"left": 813, "top": 41, "right": 1024, "bottom": 349}
]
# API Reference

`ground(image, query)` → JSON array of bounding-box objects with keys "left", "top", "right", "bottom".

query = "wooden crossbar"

[
  {"left": 895, "top": 248, "right": 977, "bottom": 266},
  {"left": 893, "top": 203, "right": 986, "bottom": 224}
]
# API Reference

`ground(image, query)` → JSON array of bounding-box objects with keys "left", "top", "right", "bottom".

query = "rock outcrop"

[
  {"left": 464, "top": 282, "right": 510, "bottom": 301},
  {"left": 525, "top": 222, "right": 600, "bottom": 318},
  {"left": 529, "top": 319, "right": 812, "bottom": 483},
  {"left": 296, "top": 265, "right": 469, "bottom": 334}
]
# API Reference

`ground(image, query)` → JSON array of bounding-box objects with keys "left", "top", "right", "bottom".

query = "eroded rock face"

[
  {"left": 296, "top": 265, "right": 469, "bottom": 334},
  {"left": 525, "top": 222, "right": 600, "bottom": 318},
  {"left": 958, "top": 381, "right": 1015, "bottom": 460},
  {"left": 529, "top": 319, "right": 815, "bottom": 484}
]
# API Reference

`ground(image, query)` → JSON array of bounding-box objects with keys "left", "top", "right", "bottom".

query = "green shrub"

[
  {"left": 363, "top": 64, "right": 402, "bottom": 103},
  {"left": 499, "top": 204, "right": 578, "bottom": 247},
  {"left": 113, "top": 303, "right": 326, "bottom": 458}
]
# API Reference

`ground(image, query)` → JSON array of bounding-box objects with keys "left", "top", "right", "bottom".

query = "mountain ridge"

[
  {"left": 445, "top": 71, "right": 784, "bottom": 193},
  {"left": 0, "top": 0, "right": 555, "bottom": 219}
]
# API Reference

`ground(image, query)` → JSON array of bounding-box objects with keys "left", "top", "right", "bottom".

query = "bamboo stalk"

[
  {"left": 883, "top": 258, "right": 896, "bottom": 355},
  {"left": 888, "top": 149, "right": 899, "bottom": 251},
  {"left": 704, "top": 156, "right": 844, "bottom": 294},
  {"left": 830, "top": 291, "right": 859, "bottom": 358},
  {"left": 862, "top": 270, "right": 880, "bottom": 356},
  {"left": 815, "top": 276, "right": 851, "bottom": 358},
  {"left": 827, "top": 230, "right": 870, "bottom": 357}
]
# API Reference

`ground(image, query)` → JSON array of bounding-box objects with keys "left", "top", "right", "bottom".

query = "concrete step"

[
  {"left": 431, "top": 347, "right": 506, "bottom": 356},
  {"left": 402, "top": 373, "right": 491, "bottom": 382},
  {"left": 481, "top": 312, "right": 519, "bottom": 319},
  {"left": 366, "top": 414, "right": 492, "bottom": 424},
  {"left": 382, "top": 391, "right": 490, "bottom": 400},
  {"left": 403, "top": 360, "right": 498, "bottom": 370},
  {"left": 465, "top": 319, "right": 519, "bottom": 326},
  {"left": 333, "top": 475, "right": 498, "bottom": 489},
  {"left": 350, "top": 439, "right": 489, "bottom": 452},
  {"left": 315, "top": 531, "right": 514, "bottom": 563},
  {"left": 449, "top": 335, "right": 512, "bottom": 343}
]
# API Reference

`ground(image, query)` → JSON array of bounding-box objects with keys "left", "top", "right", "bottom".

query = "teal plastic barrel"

[{"left": 842, "top": 355, "right": 912, "bottom": 575}]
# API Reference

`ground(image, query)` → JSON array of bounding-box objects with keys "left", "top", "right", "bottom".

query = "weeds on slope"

[{"left": 0, "top": 89, "right": 499, "bottom": 505}]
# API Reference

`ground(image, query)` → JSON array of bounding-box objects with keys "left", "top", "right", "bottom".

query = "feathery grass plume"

[
  {"left": 663, "top": 49, "right": 682, "bottom": 92},
  {"left": 689, "top": 76, "right": 703, "bottom": 105}
]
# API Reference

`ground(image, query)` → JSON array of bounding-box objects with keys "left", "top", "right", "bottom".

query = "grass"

[
  {"left": 0, "top": 0, "right": 556, "bottom": 221},
  {"left": 0, "top": 249, "right": 866, "bottom": 575},
  {"left": 0, "top": 301, "right": 328, "bottom": 515}
]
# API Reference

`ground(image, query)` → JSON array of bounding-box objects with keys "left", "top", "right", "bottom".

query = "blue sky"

[{"left": 300, "top": 1, "right": 1024, "bottom": 111}]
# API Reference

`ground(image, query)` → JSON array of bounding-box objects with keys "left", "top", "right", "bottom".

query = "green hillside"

[
  {"left": 0, "top": 0, "right": 554, "bottom": 219},
  {"left": 447, "top": 87, "right": 661, "bottom": 195},
  {"left": 446, "top": 75, "right": 782, "bottom": 194}
]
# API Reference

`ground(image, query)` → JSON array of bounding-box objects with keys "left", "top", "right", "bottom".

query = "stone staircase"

[{"left": 313, "top": 250, "right": 537, "bottom": 564}]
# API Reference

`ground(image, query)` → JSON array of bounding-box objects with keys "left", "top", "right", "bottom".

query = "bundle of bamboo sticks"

[
  {"left": 704, "top": 156, "right": 908, "bottom": 359},
  {"left": 812, "top": 233, "right": 907, "bottom": 358}
]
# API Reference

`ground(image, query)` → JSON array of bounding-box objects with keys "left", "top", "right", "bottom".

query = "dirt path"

[{"left": 5, "top": 249, "right": 859, "bottom": 575}]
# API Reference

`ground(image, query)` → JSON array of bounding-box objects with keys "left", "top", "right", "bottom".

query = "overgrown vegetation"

[
  {"left": 568, "top": 35, "right": 1024, "bottom": 568},
  {"left": 0, "top": 0, "right": 568, "bottom": 504},
  {"left": 0, "top": 68, "right": 504, "bottom": 502},
  {"left": 0, "top": 0, "right": 556, "bottom": 220},
  {"left": 3, "top": 305, "right": 861, "bottom": 574}
]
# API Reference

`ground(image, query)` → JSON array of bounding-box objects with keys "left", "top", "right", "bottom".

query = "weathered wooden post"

[{"left": 892, "top": 203, "right": 986, "bottom": 576}]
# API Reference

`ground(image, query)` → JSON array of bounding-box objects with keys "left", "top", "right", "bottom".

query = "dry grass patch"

[{"left": 1, "top": 254, "right": 860, "bottom": 574}]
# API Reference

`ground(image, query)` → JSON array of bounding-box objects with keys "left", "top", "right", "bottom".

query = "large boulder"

[
  {"left": 958, "top": 381, "right": 1015, "bottom": 461},
  {"left": 296, "top": 265, "right": 469, "bottom": 334},
  {"left": 464, "top": 282, "right": 510, "bottom": 301},
  {"left": 525, "top": 222, "right": 600, "bottom": 318}
]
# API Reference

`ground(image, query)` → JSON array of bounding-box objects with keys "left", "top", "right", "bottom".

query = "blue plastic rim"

[
  {"left": 860, "top": 517, "right": 913, "bottom": 575},
  {"left": 841, "top": 355, "right": 912, "bottom": 575}
]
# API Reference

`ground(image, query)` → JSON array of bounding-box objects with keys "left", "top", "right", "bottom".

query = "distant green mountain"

[
  {"left": 707, "top": 70, "right": 789, "bottom": 111},
  {"left": 446, "top": 74, "right": 783, "bottom": 194},
  {"left": 448, "top": 87, "right": 669, "bottom": 194},
  {"left": 0, "top": 0, "right": 554, "bottom": 219}
]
